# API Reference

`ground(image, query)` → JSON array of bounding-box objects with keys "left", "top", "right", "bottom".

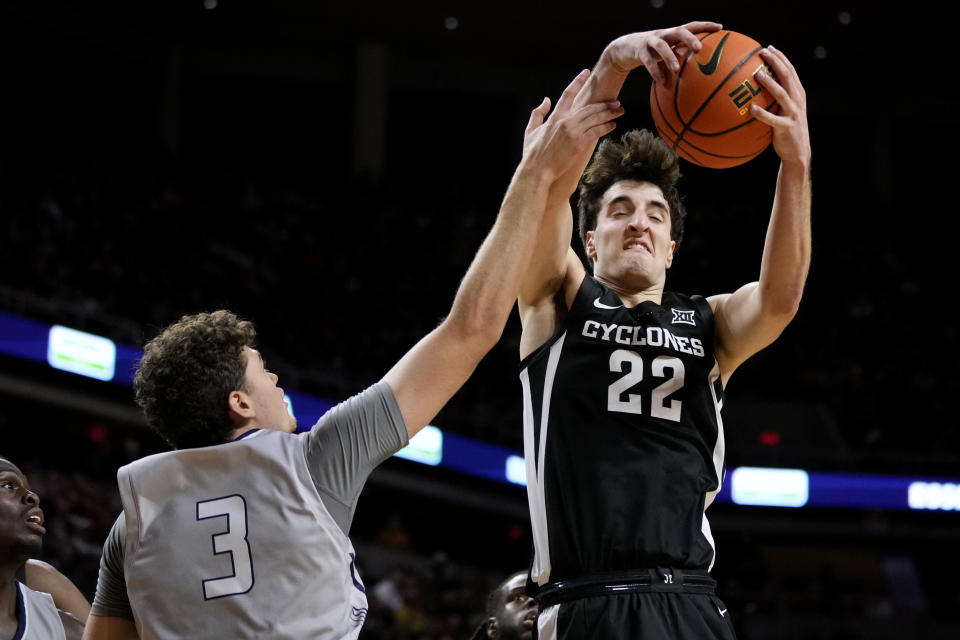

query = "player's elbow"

[
  {"left": 443, "top": 307, "right": 508, "bottom": 356},
  {"left": 762, "top": 282, "right": 804, "bottom": 319},
  {"left": 466, "top": 315, "right": 508, "bottom": 353}
]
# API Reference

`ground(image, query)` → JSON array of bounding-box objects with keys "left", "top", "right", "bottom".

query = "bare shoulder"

[
  {"left": 705, "top": 292, "right": 727, "bottom": 313},
  {"left": 25, "top": 559, "right": 91, "bottom": 623}
]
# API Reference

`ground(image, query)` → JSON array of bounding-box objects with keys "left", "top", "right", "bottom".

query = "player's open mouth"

[{"left": 25, "top": 509, "right": 45, "bottom": 534}]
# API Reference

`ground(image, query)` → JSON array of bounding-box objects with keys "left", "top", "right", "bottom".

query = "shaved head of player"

[
  {"left": 0, "top": 457, "right": 84, "bottom": 640},
  {"left": 470, "top": 571, "right": 537, "bottom": 640}
]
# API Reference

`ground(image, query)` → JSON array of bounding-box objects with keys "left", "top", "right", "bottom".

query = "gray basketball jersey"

[
  {"left": 117, "top": 428, "right": 375, "bottom": 639},
  {"left": 15, "top": 582, "right": 67, "bottom": 640}
]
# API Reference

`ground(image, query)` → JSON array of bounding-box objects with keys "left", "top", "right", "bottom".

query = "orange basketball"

[{"left": 650, "top": 30, "right": 777, "bottom": 169}]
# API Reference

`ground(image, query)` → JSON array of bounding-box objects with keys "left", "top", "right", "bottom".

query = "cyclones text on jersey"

[{"left": 581, "top": 319, "right": 706, "bottom": 358}]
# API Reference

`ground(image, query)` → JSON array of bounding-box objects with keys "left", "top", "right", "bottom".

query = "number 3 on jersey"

[
  {"left": 608, "top": 349, "right": 685, "bottom": 421},
  {"left": 196, "top": 495, "right": 254, "bottom": 600}
]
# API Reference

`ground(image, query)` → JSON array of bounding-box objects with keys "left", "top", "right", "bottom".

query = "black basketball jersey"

[{"left": 520, "top": 276, "right": 726, "bottom": 585}]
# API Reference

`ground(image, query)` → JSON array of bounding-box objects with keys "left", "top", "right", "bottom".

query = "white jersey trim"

[
  {"left": 19, "top": 582, "right": 29, "bottom": 639},
  {"left": 702, "top": 358, "right": 725, "bottom": 572},
  {"left": 521, "top": 331, "right": 567, "bottom": 586},
  {"left": 537, "top": 603, "right": 559, "bottom": 640}
]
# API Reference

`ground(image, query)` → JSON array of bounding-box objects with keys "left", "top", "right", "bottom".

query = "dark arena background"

[{"left": 2, "top": 1, "right": 958, "bottom": 639}]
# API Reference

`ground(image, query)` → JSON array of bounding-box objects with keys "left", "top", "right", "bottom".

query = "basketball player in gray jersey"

[
  {"left": 81, "top": 71, "right": 625, "bottom": 640},
  {"left": 516, "top": 22, "right": 811, "bottom": 639},
  {"left": 1, "top": 456, "right": 84, "bottom": 640}
]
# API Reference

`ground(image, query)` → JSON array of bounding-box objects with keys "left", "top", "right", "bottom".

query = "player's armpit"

[
  {"left": 81, "top": 614, "right": 140, "bottom": 640},
  {"left": 59, "top": 610, "right": 85, "bottom": 640}
]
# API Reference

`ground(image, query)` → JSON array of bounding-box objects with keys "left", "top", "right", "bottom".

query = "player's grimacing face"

[
  {"left": 0, "top": 459, "right": 45, "bottom": 557},
  {"left": 242, "top": 347, "right": 297, "bottom": 433},
  {"left": 586, "top": 180, "right": 675, "bottom": 288}
]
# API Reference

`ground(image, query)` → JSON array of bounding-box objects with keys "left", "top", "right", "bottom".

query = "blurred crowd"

[{"left": 2, "top": 152, "right": 958, "bottom": 474}]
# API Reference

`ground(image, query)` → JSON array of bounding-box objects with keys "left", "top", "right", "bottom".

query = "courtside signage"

[
  {"left": 2, "top": 310, "right": 959, "bottom": 513},
  {"left": 908, "top": 482, "right": 960, "bottom": 511}
]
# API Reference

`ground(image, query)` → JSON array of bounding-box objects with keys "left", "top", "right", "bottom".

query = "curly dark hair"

[
  {"left": 134, "top": 310, "right": 256, "bottom": 449},
  {"left": 577, "top": 129, "right": 686, "bottom": 266}
]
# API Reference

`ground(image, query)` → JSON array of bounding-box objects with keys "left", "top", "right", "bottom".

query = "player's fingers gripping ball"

[{"left": 650, "top": 30, "right": 778, "bottom": 169}]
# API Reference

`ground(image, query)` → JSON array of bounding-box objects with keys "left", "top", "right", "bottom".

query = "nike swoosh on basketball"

[
  {"left": 593, "top": 297, "right": 623, "bottom": 310},
  {"left": 697, "top": 32, "right": 730, "bottom": 76}
]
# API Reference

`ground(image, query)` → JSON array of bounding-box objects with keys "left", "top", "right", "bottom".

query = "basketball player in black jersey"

[{"left": 516, "top": 22, "right": 811, "bottom": 639}]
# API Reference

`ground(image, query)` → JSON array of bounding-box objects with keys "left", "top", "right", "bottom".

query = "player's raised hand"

[
  {"left": 521, "top": 69, "right": 624, "bottom": 180},
  {"left": 603, "top": 21, "right": 722, "bottom": 87},
  {"left": 750, "top": 46, "right": 810, "bottom": 169}
]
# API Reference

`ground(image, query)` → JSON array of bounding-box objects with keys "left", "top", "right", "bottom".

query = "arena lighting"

[
  {"left": 730, "top": 466, "right": 809, "bottom": 507},
  {"left": 505, "top": 455, "right": 526, "bottom": 486},
  {"left": 47, "top": 325, "right": 117, "bottom": 382},
  {"left": 908, "top": 482, "right": 960, "bottom": 512},
  {"left": 3, "top": 309, "right": 960, "bottom": 512},
  {"left": 394, "top": 425, "right": 443, "bottom": 466}
]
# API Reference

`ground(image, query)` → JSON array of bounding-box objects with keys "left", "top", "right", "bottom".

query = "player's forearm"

[
  {"left": 758, "top": 159, "right": 812, "bottom": 315},
  {"left": 572, "top": 47, "right": 631, "bottom": 110},
  {"left": 517, "top": 131, "right": 602, "bottom": 305},
  {"left": 446, "top": 162, "right": 554, "bottom": 345},
  {"left": 518, "top": 191, "right": 574, "bottom": 306}
]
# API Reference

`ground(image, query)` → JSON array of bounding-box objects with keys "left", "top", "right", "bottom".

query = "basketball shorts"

[{"left": 533, "top": 568, "right": 737, "bottom": 640}]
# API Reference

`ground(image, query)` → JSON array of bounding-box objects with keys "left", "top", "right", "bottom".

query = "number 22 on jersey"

[{"left": 608, "top": 350, "right": 685, "bottom": 421}]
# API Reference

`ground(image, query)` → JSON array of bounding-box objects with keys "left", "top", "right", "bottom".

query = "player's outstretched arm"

[
  {"left": 554, "top": 22, "right": 723, "bottom": 202},
  {"left": 384, "top": 71, "right": 623, "bottom": 437},
  {"left": 81, "top": 615, "right": 139, "bottom": 640},
  {"left": 709, "top": 45, "right": 812, "bottom": 381},
  {"left": 556, "top": 22, "right": 721, "bottom": 192},
  {"left": 574, "top": 21, "right": 722, "bottom": 104},
  {"left": 516, "top": 73, "right": 627, "bottom": 355},
  {"left": 24, "top": 559, "right": 91, "bottom": 624}
]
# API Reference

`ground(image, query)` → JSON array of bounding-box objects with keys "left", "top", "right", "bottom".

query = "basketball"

[{"left": 650, "top": 30, "right": 777, "bottom": 169}]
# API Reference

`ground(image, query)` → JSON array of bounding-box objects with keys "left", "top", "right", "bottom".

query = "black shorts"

[{"left": 534, "top": 568, "right": 737, "bottom": 640}]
